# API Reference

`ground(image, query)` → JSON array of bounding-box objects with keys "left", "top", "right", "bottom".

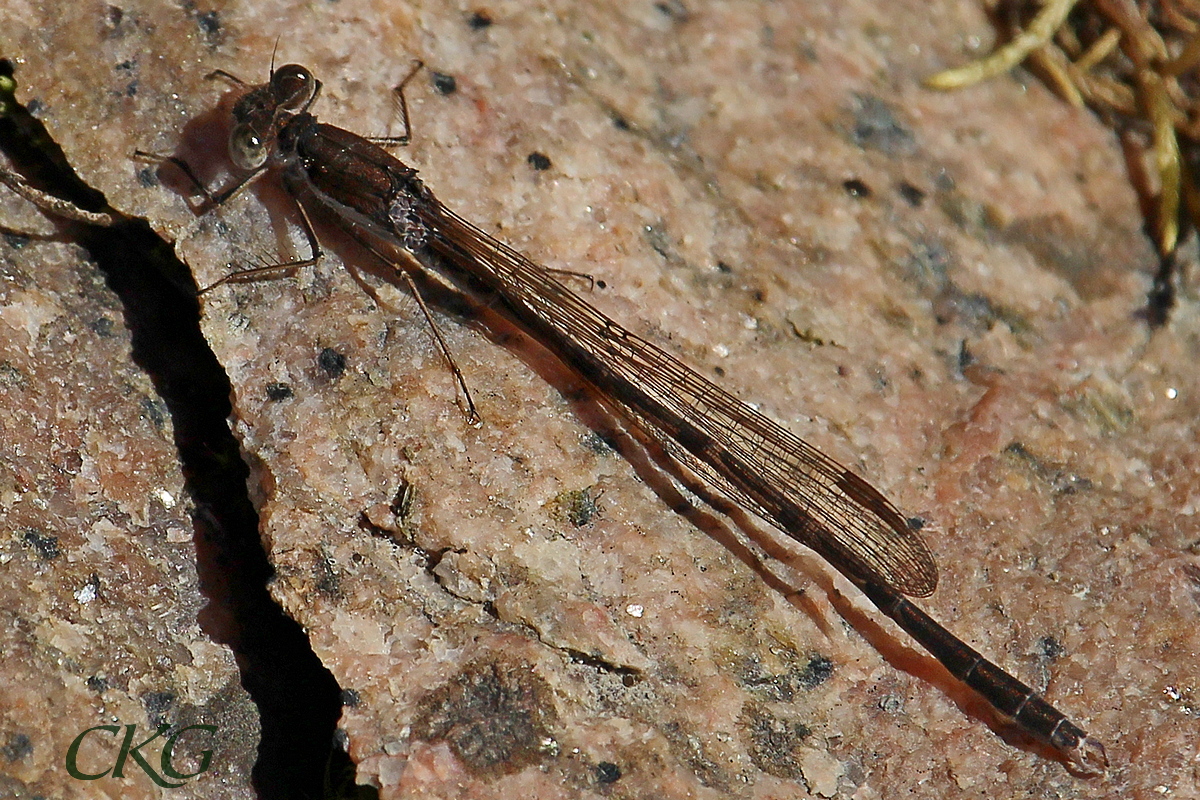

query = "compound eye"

[
  {"left": 273, "top": 64, "right": 317, "bottom": 110},
  {"left": 229, "top": 123, "right": 269, "bottom": 170}
]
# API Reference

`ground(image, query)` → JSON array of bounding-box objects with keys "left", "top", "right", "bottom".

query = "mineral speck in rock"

[
  {"left": 410, "top": 658, "right": 558, "bottom": 776},
  {"left": 740, "top": 703, "right": 812, "bottom": 782}
]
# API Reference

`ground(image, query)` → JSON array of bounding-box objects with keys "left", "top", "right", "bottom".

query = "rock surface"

[{"left": 3, "top": 1, "right": 1197, "bottom": 798}]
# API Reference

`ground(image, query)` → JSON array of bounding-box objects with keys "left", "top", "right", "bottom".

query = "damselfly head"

[{"left": 226, "top": 64, "right": 320, "bottom": 171}]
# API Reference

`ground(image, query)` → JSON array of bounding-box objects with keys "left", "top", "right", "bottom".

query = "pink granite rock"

[{"left": 4, "top": 1, "right": 1197, "bottom": 798}]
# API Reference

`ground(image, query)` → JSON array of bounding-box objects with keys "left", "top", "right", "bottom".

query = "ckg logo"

[{"left": 65, "top": 723, "right": 217, "bottom": 788}]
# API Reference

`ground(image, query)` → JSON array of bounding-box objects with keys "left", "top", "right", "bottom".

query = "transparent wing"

[{"left": 417, "top": 204, "right": 938, "bottom": 597}]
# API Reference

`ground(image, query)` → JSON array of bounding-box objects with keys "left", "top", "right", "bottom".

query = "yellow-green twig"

[{"left": 926, "top": 0, "right": 1084, "bottom": 89}]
